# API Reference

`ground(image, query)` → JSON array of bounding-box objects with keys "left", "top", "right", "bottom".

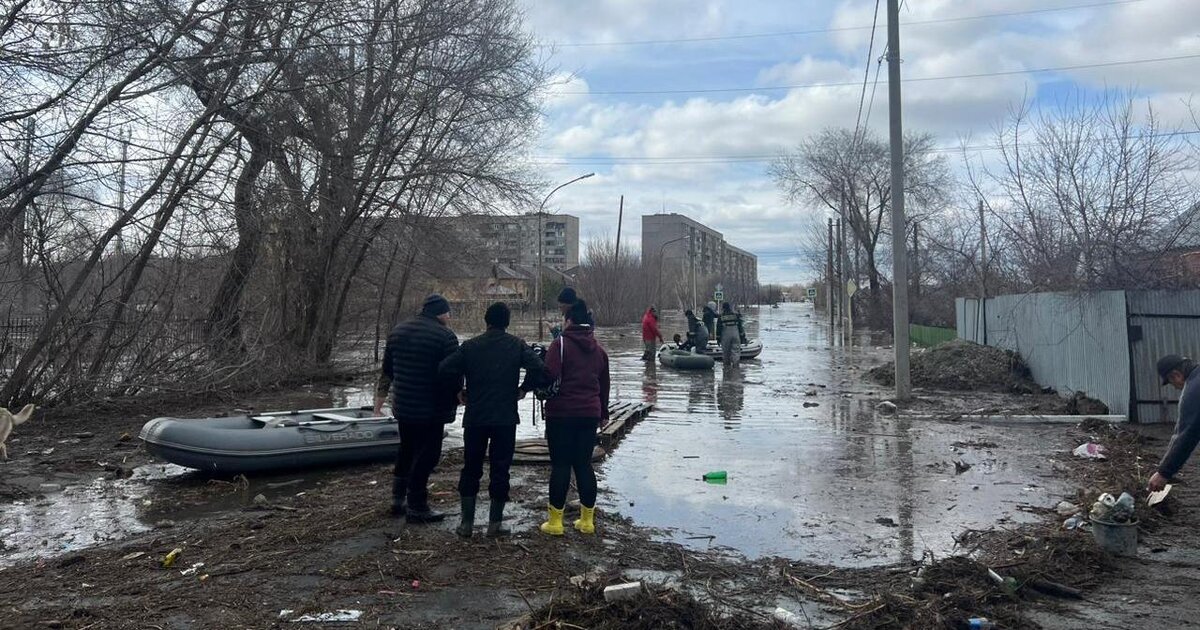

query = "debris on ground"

[
  {"left": 1073, "top": 442, "right": 1107, "bottom": 459},
  {"left": 876, "top": 400, "right": 898, "bottom": 414},
  {"left": 279, "top": 609, "right": 363, "bottom": 623},
  {"left": 602, "top": 581, "right": 644, "bottom": 602},
  {"left": 520, "top": 577, "right": 773, "bottom": 630},
  {"left": 869, "top": 339, "right": 1036, "bottom": 393}
]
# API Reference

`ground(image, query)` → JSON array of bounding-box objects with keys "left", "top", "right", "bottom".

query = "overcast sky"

[{"left": 514, "top": 0, "right": 1200, "bottom": 285}]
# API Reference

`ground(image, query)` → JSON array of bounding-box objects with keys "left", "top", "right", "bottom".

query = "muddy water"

[{"left": 596, "top": 303, "right": 1070, "bottom": 567}]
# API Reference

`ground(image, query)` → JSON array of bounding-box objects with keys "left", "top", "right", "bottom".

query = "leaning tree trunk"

[{"left": 205, "top": 139, "right": 269, "bottom": 350}]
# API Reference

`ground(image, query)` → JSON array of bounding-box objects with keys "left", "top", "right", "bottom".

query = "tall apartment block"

[{"left": 641, "top": 213, "right": 758, "bottom": 302}]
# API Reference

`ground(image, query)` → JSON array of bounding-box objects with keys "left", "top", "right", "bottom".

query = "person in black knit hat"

[
  {"left": 439, "top": 302, "right": 544, "bottom": 537},
  {"left": 375, "top": 293, "right": 461, "bottom": 523}
]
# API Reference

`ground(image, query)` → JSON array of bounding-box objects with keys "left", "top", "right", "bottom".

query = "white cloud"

[{"left": 521, "top": 0, "right": 1200, "bottom": 285}]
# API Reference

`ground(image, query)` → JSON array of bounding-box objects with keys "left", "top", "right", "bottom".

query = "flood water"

[
  {"left": 594, "top": 303, "right": 1069, "bottom": 567},
  {"left": 1, "top": 302, "right": 1070, "bottom": 569}
]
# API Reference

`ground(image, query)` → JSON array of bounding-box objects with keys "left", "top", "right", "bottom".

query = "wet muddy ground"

[{"left": 1, "top": 303, "right": 1199, "bottom": 628}]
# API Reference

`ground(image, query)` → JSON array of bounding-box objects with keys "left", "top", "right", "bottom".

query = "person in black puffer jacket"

[
  {"left": 374, "top": 294, "right": 462, "bottom": 523},
  {"left": 439, "top": 302, "right": 544, "bottom": 538}
]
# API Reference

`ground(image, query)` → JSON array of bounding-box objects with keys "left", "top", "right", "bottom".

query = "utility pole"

[
  {"left": 115, "top": 130, "right": 128, "bottom": 256},
  {"left": 907, "top": 220, "right": 916, "bottom": 297},
  {"left": 827, "top": 218, "right": 834, "bottom": 328},
  {"left": 840, "top": 196, "right": 851, "bottom": 343},
  {"left": 835, "top": 218, "right": 843, "bottom": 339},
  {"left": 614, "top": 195, "right": 624, "bottom": 261},
  {"left": 978, "top": 199, "right": 988, "bottom": 346},
  {"left": 887, "top": 0, "right": 911, "bottom": 400}
]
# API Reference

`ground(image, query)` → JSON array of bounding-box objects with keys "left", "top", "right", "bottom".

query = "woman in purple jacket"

[{"left": 540, "top": 300, "right": 610, "bottom": 536}]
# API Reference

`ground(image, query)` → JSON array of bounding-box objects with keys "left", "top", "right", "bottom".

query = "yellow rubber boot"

[
  {"left": 539, "top": 504, "right": 565, "bottom": 536},
  {"left": 574, "top": 506, "right": 596, "bottom": 535}
]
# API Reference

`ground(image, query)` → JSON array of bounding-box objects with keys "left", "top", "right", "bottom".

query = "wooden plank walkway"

[{"left": 512, "top": 400, "right": 654, "bottom": 466}]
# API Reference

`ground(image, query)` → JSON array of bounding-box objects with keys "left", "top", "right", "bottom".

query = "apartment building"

[
  {"left": 452, "top": 213, "right": 580, "bottom": 269},
  {"left": 641, "top": 213, "right": 759, "bottom": 303}
]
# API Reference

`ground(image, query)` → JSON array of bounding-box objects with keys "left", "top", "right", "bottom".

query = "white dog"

[{"left": 0, "top": 404, "right": 36, "bottom": 460}]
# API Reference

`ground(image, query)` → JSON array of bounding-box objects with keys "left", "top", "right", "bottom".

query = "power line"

[
  {"left": 566, "top": 53, "right": 1200, "bottom": 95},
  {"left": 527, "top": 129, "right": 1200, "bottom": 165},
  {"left": 539, "top": 0, "right": 1144, "bottom": 48},
  {"left": 852, "top": 0, "right": 883, "bottom": 144}
]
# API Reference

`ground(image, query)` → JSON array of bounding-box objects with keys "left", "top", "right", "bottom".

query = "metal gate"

[{"left": 1127, "top": 292, "right": 1200, "bottom": 423}]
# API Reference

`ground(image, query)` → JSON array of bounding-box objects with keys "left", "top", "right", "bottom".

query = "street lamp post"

[
  {"left": 536, "top": 172, "right": 594, "bottom": 341},
  {"left": 655, "top": 235, "right": 689, "bottom": 307}
]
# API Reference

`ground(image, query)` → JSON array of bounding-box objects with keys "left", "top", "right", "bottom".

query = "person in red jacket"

[
  {"left": 641, "top": 306, "right": 663, "bottom": 360},
  {"left": 540, "top": 299, "right": 610, "bottom": 536}
]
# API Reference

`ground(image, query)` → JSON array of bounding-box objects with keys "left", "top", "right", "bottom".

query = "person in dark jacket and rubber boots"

[
  {"left": 1150, "top": 354, "right": 1200, "bottom": 492},
  {"left": 541, "top": 300, "right": 610, "bottom": 536},
  {"left": 439, "top": 302, "right": 545, "bottom": 538},
  {"left": 374, "top": 294, "right": 462, "bottom": 523}
]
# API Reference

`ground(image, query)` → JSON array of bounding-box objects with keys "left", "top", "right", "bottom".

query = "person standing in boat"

[
  {"left": 715, "top": 302, "right": 746, "bottom": 367},
  {"left": 438, "top": 302, "right": 544, "bottom": 538},
  {"left": 374, "top": 294, "right": 462, "bottom": 523},
  {"left": 540, "top": 300, "right": 610, "bottom": 537},
  {"left": 702, "top": 301, "right": 719, "bottom": 350},
  {"left": 684, "top": 309, "right": 708, "bottom": 354}
]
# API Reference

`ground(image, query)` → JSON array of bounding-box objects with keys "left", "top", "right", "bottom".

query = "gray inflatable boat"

[{"left": 139, "top": 406, "right": 401, "bottom": 474}]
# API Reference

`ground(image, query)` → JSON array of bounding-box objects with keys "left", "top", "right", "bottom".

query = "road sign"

[
  {"left": 714, "top": 291, "right": 724, "bottom": 302},
  {"left": 806, "top": 287, "right": 817, "bottom": 298},
  {"left": 847, "top": 280, "right": 858, "bottom": 297}
]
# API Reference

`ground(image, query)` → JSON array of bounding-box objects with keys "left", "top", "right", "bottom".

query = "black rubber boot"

[
  {"left": 406, "top": 506, "right": 445, "bottom": 524},
  {"left": 486, "top": 500, "right": 510, "bottom": 537},
  {"left": 456, "top": 496, "right": 476, "bottom": 538},
  {"left": 389, "top": 476, "right": 407, "bottom": 518}
]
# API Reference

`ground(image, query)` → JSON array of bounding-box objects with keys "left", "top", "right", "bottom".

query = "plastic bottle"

[
  {"left": 702, "top": 470, "right": 727, "bottom": 481},
  {"left": 967, "top": 618, "right": 996, "bottom": 630}
]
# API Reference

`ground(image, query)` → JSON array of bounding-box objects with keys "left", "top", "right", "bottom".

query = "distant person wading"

[
  {"left": 716, "top": 302, "right": 747, "bottom": 367},
  {"left": 540, "top": 300, "right": 611, "bottom": 536}
]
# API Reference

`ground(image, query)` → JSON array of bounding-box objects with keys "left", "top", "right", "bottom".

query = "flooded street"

[
  {"left": 595, "top": 303, "right": 1070, "bottom": 566},
  {"left": 0, "top": 302, "right": 1071, "bottom": 570}
]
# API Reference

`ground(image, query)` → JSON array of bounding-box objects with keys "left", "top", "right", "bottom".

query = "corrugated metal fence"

[{"left": 956, "top": 290, "right": 1200, "bottom": 423}]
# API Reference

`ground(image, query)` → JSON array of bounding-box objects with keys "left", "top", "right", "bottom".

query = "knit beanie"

[
  {"left": 421, "top": 293, "right": 451, "bottom": 317},
  {"left": 557, "top": 286, "right": 578, "bottom": 305}
]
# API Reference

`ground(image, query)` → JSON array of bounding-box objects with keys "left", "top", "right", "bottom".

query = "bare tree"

[
  {"left": 965, "top": 92, "right": 1199, "bottom": 292},
  {"left": 772, "top": 128, "right": 952, "bottom": 326}
]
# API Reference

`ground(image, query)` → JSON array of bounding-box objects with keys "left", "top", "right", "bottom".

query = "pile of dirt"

[{"left": 870, "top": 339, "right": 1036, "bottom": 393}]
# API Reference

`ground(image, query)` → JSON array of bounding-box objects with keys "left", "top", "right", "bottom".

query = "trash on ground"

[
  {"left": 180, "top": 562, "right": 204, "bottom": 576},
  {"left": 1148, "top": 484, "right": 1173, "bottom": 507},
  {"left": 120, "top": 551, "right": 145, "bottom": 561},
  {"left": 602, "top": 581, "right": 644, "bottom": 602},
  {"left": 278, "top": 610, "right": 363, "bottom": 623},
  {"left": 1055, "top": 501, "right": 1080, "bottom": 516},
  {"left": 1062, "top": 515, "right": 1086, "bottom": 530},
  {"left": 772, "top": 606, "right": 805, "bottom": 627},
  {"left": 954, "top": 460, "right": 972, "bottom": 474},
  {"left": 701, "top": 471, "right": 726, "bottom": 481},
  {"left": 162, "top": 548, "right": 183, "bottom": 568},
  {"left": 1072, "top": 443, "right": 1106, "bottom": 459},
  {"left": 876, "top": 401, "right": 898, "bottom": 414},
  {"left": 968, "top": 618, "right": 996, "bottom": 630}
]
